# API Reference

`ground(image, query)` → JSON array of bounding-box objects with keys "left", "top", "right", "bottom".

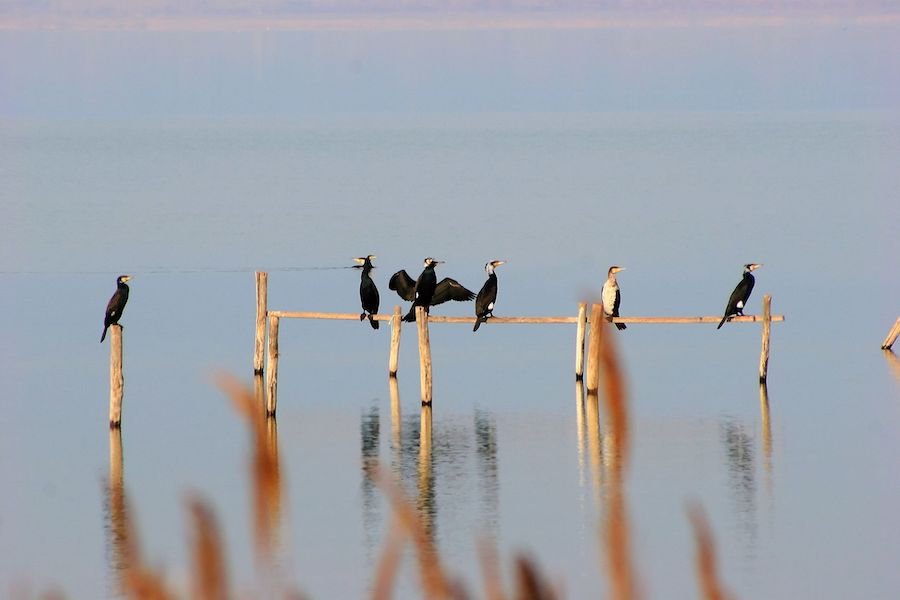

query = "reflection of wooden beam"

[
  {"left": 269, "top": 310, "right": 784, "bottom": 325},
  {"left": 881, "top": 317, "right": 900, "bottom": 350}
]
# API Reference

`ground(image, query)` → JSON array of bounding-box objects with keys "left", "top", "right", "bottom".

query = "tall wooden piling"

[
  {"left": 585, "top": 303, "right": 605, "bottom": 395},
  {"left": 415, "top": 306, "right": 433, "bottom": 405},
  {"left": 881, "top": 316, "right": 900, "bottom": 350},
  {"left": 575, "top": 302, "right": 587, "bottom": 380},
  {"left": 254, "top": 272, "right": 268, "bottom": 376},
  {"left": 389, "top": 306, "right": 402, "bottom": 377},
  {"left": 759, "top": 294, "right": 772, "bottom": 383},
  {"left": 109, "top": 324, "right": 124, "bottom": 428},
  {"left": 266, "top": 315, "right": 279, "bottom": 417}
]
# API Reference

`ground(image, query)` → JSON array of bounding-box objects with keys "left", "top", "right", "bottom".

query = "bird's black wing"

[
  {"left": 388, "top": 270, "right": 416, "bottom": 302},
  {"left": 431, "top": 278, "right": 476, "bottom": 305}
]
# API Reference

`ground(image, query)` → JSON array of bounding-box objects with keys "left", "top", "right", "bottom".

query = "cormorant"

[
  {"left": 717, "top": 263, "right": 762, "bottom": 329},
  {"left": 353, "top": 255, "right": 380, "bottom": 330},
  {"left": 474, "top": 260, "right": 505, "bottom": 332},
  {"left": 390, "top": 258, "right": 475, "bottom": 322},
  {"left": 602, "top": 266, "right": 627, "bottom": 330},
  {"left": 101, "top": 275, "right": 132, "bottom": 343}
]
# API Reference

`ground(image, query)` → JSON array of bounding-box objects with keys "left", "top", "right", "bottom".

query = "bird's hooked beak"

[
  {"left": 748, "top": 263, "right": 762, "bottom": 271},
  {"left": 121, "top": 275, "right": 133, "bottom": 282}
]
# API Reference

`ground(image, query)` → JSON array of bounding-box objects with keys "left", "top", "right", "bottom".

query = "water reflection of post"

[
  {"left": 759, "top": 382, "right": 773, "bottom": 497},
  {"left": 360, "top": 406, "right": 381, "bottom": 559},
  {"left": 585, "top": 391, "right": 603, "bottom": 503},
  {"left": 575, "top": 381, "right": 586, "bottom": 487},
  {"left": 417, "top": 404, "right": 436, "bottom": 541},
  {"left": 883, "top": 350, "right": 900, "bottom": 383},
  {"left": 474, "top": 410, "right": 499, "bottom": 536},
  {"left": 389, "top": 377, "right": 402, "bottom": 456},
  {"left": 104, "top": 428, "right": 134, "bottom": 596},
  {"left": 721, "top": 420, "right": 758, "bottom": 560},
  {"left": 255, "top": 415, "right": 283, "bottom": 562}
]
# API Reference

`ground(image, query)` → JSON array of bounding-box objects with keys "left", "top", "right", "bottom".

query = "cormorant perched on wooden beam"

[
  {"left": 602, "top": 266, "right": 627, "bottom": 330},
  {"left": 717, "top": 263, "right": 762, "bottom": 329},
  {"left": 101, "top": 275, "right": 132, "bottom": 342},
  {"left": 353, "top": 255, "right": 380, "bottom": 330},
  {"left": 474, "top": 260, "right": 505, "bottom": 332},
  {"left": 390, "top": 258, "right": 475, "bottom": 322}
]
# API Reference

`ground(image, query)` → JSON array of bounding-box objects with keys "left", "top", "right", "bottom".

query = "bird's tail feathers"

[
  {"left": 717, "top": 315, "right": 728, "bottom": 329},
  {"left": 369, "top": 315, "right": 379, "bottom": 330},
  {"left": 100, "top": 326, "right": 108, "bottom": 342},
  {"left": 473, "top": 317, "right": 485, "bottom": 332},
  {"left": 615, "top": 323, "right": 627, "bottom": 331}
]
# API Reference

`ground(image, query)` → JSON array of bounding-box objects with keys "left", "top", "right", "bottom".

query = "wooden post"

[
  {"left": 415, "top": 306, "right": 433, "bottom": 405},
  {"left": 575, "top": 302, "right": 587, "bottom": 380},
  {"left": 759, "top": 294, "right": 772, "bottom": 383},
  {"left": 109, "top": 324, "right": 124, "bottom": 428},
  {"left": 254, "top": 272, "right": 268, "bottom": 376},
  {"left": 389, "top": 305, "right": 402, "bottom": 378},
  {"left": 266, "top": 315, "right": 279, "bottom": 417},
  {"left": 881, "top": 316, "right": 900, "bottom": 350},
  {"left": 585, "top": 303, "right": 604, "bottom": 395}
]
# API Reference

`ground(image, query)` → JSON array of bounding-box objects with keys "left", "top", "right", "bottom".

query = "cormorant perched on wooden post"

[
  {"left": 101, "top": 275, "right": 132, "bottom": 342},
  {"left": 390, "top": 258, "right": 475, "bottom": 322},
  {"left": 353, "top": 255, "right": 380, "bottom": 330},
  {"left": 474, "top": 260, "right": 505, "bottom": 332},
  {"left": 602, "top": 266, "right": 627, "bottom": 330},
  {"left": 717, "top": 263, "right": 762, "bottom": 329}
]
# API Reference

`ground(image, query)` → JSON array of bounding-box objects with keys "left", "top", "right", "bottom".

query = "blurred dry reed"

[{"left": 687, "top": 503, "right": 735, "bottom": 600}]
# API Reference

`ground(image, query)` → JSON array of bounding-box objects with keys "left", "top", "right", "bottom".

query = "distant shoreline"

[{"left": 3, "top": 10, "right": 900, "bottom": 32}]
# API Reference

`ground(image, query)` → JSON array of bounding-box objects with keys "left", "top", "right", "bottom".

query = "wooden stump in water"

[
  {"left": 389, "top": 305, "right": 402, "bottom": 378},
  {"left": 759, "top": 294, "right": 772, "bottom": 383},
  {"left": 254, "top": 272, "right": 268, "bottom": 376},
  {"left": 416, "top": 306, "right": 433, "bottom": 405},
  {"left": 109, "top": 324, "right": 124, "bottom": 428},
  {"left": 585, "top": 303, "right": 604, "bottom": 395},
  {"left": 575, "top": 302, "right": 587, "bottom": 380},
  {"left": 266, "top": 315, "right": 279, "bottom": 418}
]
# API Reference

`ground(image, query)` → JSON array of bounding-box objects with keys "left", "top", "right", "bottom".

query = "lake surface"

[{"left": 2, "top": 111, "right": 898, "bottom": 598}]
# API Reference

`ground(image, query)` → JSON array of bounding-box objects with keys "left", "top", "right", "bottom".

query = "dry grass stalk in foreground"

[
  {"left": 189, "top": 497, "right": 230, "bottom": 600},
  {"left": 215, "top": 373, "right": 283, "bottom": 559},
  {"left": 591, "top": 312, "right": 640, "bottom": 600},
  {"left": 687, "top": 503, "right": 736, "bottom": 600}
]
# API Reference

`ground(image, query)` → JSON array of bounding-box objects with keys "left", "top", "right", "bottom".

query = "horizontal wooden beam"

[{"left": 267, "top": 310, "right": 784, "bottom": 325}]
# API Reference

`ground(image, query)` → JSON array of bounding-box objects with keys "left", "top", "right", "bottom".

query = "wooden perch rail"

[
  {"left": 266, "top": 310, "right": 784, "bottom": 325},
  {"left": 252, "top": 272, "right": 784, "bottom": 413}
]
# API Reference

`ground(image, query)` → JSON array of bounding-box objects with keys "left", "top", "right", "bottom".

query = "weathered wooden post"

[
  {"left": 266, "top": 315, "right": 279, "bottom": 417},
  {"left": 759, "top": 294, "right": 772, "bottom": 383},
  {"left": 254, "top": 272, "right": 268, "bottom": 376},
  {"left": 415, "top": 306, "right": 433, "bottom": 405},
  {"left": 109, "top": 324, "right": 124, "bottom": 428},
  {"left": 389, "top": 305, "right": 402, "bottom": 378},
  {"left": 575, "top": 302, "right": 587, "bottom": 380},
  {"left": 881, "top": 316, "right": 900, "bottom": 350},
  {"left": 585, "top": 303, "right": 605, "bottom": 395}
]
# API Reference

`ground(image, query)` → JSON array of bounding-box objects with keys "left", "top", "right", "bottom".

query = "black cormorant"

[
  {"left": 474, "top": 260, "right": 505, "bottom": 332},
  {"left": 353, "top": 255, "right": 380, "bottom": 330},
  {"left": 101, "top": 275, "right": 132, "bottom": 343},
  {"left": 602, "top": 266, "right": 627, "bottom": 331},
  {"left": 390, "top": 258, "right": 475, "bottom": 322},
  {"left": 717, "top": 263, "right": 762, "bottom": 329}
]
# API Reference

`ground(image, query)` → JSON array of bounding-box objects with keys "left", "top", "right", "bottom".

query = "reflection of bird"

[
  {"left": 101, "top": 275, "right": 132, "bottom": 342},
  {"left": 718, "top": 264, "right": 762, "bottom": 329},
  {"left": 390, "top": 258, "right": 475, "bottom": 322},
  {"left": 601, "top": 266, "right": 626, "bottom": 330},
  {"left": 474, "top": 260, "right": 505, "bottom": 332},
  {"left": 353, "top": 255, "right": 380, "bottom": 330}
]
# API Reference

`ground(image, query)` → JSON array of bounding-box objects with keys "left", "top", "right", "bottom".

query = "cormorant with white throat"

[
  {"left": 474, "top": 260, "right": 505, "bottom": 332},
  {"left": 101, "top": 275, "right": 132, "bottom": 342},
  {"left": 353, "top": 255, "right": 380, "bottom": 330},
  {"left": 717, "top": 263, "right": 762, "bottom": 329},
  {"left": 602, "top": 266, "right": 627, "bottom": 330}
]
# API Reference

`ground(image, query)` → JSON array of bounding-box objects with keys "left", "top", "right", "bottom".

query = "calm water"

[{"left": 2, "top": 112, "right": 899, "bottom": 599}]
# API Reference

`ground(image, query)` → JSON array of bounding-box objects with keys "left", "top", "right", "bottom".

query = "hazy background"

[{"left": 2, "top": 2, "right": 899, "bottom": 599}]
